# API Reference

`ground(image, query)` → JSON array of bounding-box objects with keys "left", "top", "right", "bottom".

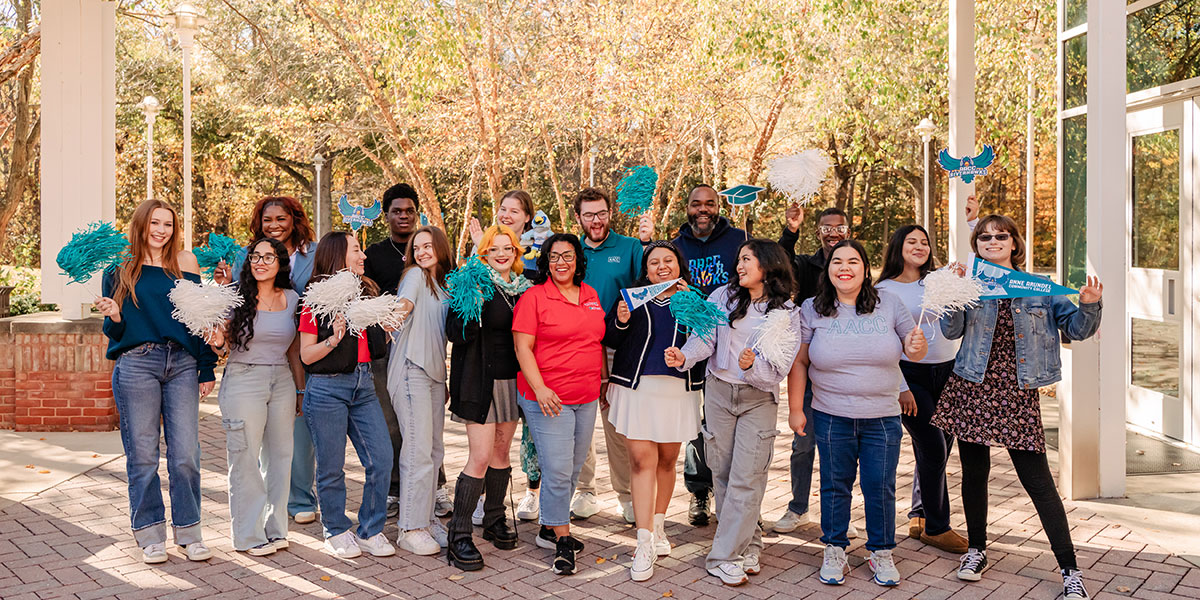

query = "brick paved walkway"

[{"left": 2, "top": 402, "right": 1198, "bottom": 600}]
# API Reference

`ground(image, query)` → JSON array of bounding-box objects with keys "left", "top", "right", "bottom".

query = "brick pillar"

[{"left": 1, "top": 313, "right": 116, "bottom": 432}]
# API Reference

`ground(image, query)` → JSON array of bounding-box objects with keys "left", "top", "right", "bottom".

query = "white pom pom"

[
  {"left": 919, "top": 268, "right": 985, "bottom": 322},
  {"left": 751, "top": 308, "right": 799, "bottom": 371},
  {"left": 302, "top": 270, "right": 362, "bottom": 324},
  {"left": 169, "top": 280, "right": 243, "bottom": 337},
  {"left": 345, "top": 294, "right": 409, "bottom": 336},
  {"left": 767, "top": 150, "right": 831, "bottom": 205}
]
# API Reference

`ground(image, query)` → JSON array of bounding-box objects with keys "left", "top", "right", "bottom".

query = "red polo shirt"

[{"left": 512, "top": 281, "right": 606, "bottom": 405}]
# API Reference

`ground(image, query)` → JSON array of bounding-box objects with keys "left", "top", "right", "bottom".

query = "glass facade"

[
  {"left": 1131, "top": 130, "right": 1181, "bottom": 270},
  {"left": 1063, "top": 34, "right": 1088, "bottom": 109},
  {"left": 1065, "top": 0, "right": 1086, "bottom": 30},
  {"left": 1131, "top": 317, "right": 1180, "bottom": 397},
  {"left": 1062, "top": 114, "right": 1087, "bottom": 291},
  {"left": 1128, "top": 0, "right": 1200, "bottom": 93}
]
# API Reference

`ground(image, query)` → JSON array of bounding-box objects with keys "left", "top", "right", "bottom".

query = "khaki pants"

[{"left": 577, "top": 349, "right": 632, "bottom": 503}]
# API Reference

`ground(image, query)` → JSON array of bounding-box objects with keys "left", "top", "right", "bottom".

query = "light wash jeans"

[
  {"left": 111, "top": 342, "right": 203, "bottom": 547},
  {"left": 218, "top": 363, "right": 295, "bottom": 550},
  {"left": 702, "top": 376, "right": 779, "bottom": 570},
  {"left": 288, "top": 373, "right": 317, "bottom": 516},
  {"left": 389, "top": 360, "right": 446, "bottom": 531},
  {"left": 517, "top": 393, "right": 598, "bottom": 527},
  {"left": 304, "top": 364, "right": 393, "bottom": 539}
]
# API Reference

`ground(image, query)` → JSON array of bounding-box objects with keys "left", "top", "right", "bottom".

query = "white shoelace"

[
  {"left": 960, "top": 549, "right": 986, "bottom": 572},
  {"left": 823, "top": 546, "right": 844, "bottom": 569},
  {"left": 1063, "top": 569, "right": 1088, "bottom": 597}
]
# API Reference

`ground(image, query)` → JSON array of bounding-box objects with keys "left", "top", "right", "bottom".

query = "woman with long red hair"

[{"left": 94, "top": 200, "right": 219, "bottom": 565}]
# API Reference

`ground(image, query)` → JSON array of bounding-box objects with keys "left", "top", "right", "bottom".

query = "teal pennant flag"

[{"left": 970, "top": 255, "right": 1078, "bottom": 299}]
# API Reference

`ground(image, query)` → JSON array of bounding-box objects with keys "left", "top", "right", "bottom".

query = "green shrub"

[{"left": 0, "top": 266, "right": 45, "bottom": 317}]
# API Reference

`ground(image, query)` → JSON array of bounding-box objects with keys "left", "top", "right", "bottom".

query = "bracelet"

[{"left": 296, "top": 389, "right": 305, "bottom": 395}]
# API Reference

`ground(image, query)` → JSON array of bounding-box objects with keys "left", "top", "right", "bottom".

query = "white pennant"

[{"left": 620, "top": 278, "right": 681, "bottom": 311}]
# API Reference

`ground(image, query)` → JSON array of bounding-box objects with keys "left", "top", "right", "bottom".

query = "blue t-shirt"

[{"left": 580, "top": 231, "right": 643, "bottom": 312}]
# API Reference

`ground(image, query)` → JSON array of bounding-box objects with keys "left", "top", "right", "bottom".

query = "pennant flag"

[
  {"left": 969, "top": 255, "right": 1077, "bottom": 299},
  {"left": 620, "top": 278, "right": 681, "bottom": 311}
]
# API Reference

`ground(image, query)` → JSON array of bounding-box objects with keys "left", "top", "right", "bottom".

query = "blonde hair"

[
  {"left": 113, "top": 200, "right": 183, "bottom": 308},
  {"left": 476, "top": 224, "right": 525, "bottom": 274}
]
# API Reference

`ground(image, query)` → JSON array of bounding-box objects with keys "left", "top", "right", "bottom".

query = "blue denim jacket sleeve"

[
  {"left": 1052, "top": 296, "right": 1102, "bottom": 341},
  {"left": 941, "top": 307, "right": 966, "bottom": 340}
]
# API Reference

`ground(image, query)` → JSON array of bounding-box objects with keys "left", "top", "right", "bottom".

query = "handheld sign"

[
  {"left": 970, "top": 255, "right": 1077, "bottom": 299},
  {"left": 938, "top": 145, "right": 995, "bottom": 183},
  {"left": 338, "top": 194, "right": 382, "bottom": 231},
  {"left": 719, "top": 184, "right": 766, "bottom": 207},
  {"left": 620, "top": 278, "right": 681, "bottom": 311}
]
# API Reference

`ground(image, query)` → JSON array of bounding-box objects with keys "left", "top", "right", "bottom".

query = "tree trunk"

[
  {"left": 745, "top": 70, "right": 795, "bottom": 187},
  {"left": 0, "top": 0, "right": 37, "bottom": 258},
  {"left": 456, "top": 152, "right": 483, "bottom": 257},
  {"left": 539, "top": 125, "right": 572, "bottom": 231}
]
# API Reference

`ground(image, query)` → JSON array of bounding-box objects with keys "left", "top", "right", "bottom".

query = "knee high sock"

[
  {"left": 449, "top": 473, "right": 484, "bottom": 540},
  {"left": 482, "top": 466, "right": 512, "bottom": 529}
]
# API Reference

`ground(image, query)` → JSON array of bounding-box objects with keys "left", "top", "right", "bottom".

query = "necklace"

[{"left": 388, "top": 238, "right": 407, "bottom": 260}]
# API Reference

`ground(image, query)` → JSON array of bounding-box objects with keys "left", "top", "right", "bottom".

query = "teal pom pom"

[
  {"left": 56, "top": 221, "right": 129, "bottom": 284},
  {"left": 444, "top": 259, "right": 495, "bottom": 326},
  {"left": 194, "top": 233, "right": 243, "bottom": 278},
  {"left": 615, "top": 166, "right": 658, "bottom": 217},
  {"left": 669, "top": 288, "right": 727, "bottom": 342}
]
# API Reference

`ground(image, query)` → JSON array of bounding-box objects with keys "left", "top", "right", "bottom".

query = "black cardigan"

[
  {"left": 602, "top": 298, "right": 706, "bottom": 392},
  {"left": 447, "top": 288, "right": 522, "bottom": 424}
]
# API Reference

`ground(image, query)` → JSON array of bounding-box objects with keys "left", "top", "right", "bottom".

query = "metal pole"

[
  {"left": 182, "top": 41, "right": 193, "bottom": 249},
  {"left": 1025, "top": 71, "right": 1036, "bottom": 269},
  {"left": 313, "top": 153, "right": 325, "bottom": 237},
  {"left": 922, "top": 140, "right": 930, "bottom": 229},
  {"left": 145, "top": 115, "right": 155, "bottom": 201}
]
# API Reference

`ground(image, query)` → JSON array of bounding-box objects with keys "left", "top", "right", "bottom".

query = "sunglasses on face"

[
  {"left": 977, "top": 233, "right": 1011, "bottom": 242},
  {"left": 248, "top": 253, "right": 278, "bottom": 265}
]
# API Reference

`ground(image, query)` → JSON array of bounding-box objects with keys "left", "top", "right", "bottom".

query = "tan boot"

[
  {"left": 908, "top": 517, "right": 925, "bottom": 539},
  {"left": 921, "top": 529, "right": 970, "bottom": 554}
]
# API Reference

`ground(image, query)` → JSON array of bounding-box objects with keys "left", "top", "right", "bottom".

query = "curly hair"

[
  {"left": 533, "top": 233, "right": 587, "bottom": 286},
  {"left": 251, "top": 196, "right": 315, "bottom": 255},
  {"left": 228, "top": 237, "right": 293, "bottom": 352},
  {"left": 726, "top": 239, "right": 795, "bottom": 325}
]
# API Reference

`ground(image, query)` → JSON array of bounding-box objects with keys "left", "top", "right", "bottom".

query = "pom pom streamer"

[
  {"left": 615, "top": 166, "right": 658, "bottom": 217},
  {"left": 751, "top": 308, "right": 799, "bottom": 371},
  {"left": 56, "top": 221, "right": 129, "bottom": 284},
  {"left": 169, "top": 279, "right": 243, "bottom": 337},
  {"left": 302, "top": 270, "right": 363, "bottom": 325},
  {"left": 445, "top": 259, "right": 495, "bottom": 326},
  {"left": 919, "top": 268, "right": 985, "bottom": 323},
  {"left": 670, "top": 288, "right": 727, "bottom": 342},
  {"left": 194, "top": 233, "right": 243, "bottom": 278},
  {"left": 767, "top": 150, "right": 831, "bottom": 205},
  {"left": 345, "top": 295, "right": 409, "bottom": 336}
]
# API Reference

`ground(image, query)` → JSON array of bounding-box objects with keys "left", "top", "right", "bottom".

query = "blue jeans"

[
  {"left": 111, "top": 342, "right": 202, "bottom": 548},
  {"left": 787, "top": 383, "right": 815, "bottom": 515},
  {"left": 289, "top": 376, "right": 318, "bottom": 516},
  {"left": 814, "top": 410, "right": 901, "bottom": 552},
  {"left": 304, "top": 364, "right": 393, "bottom": 539},
  {"left": 517, "top": 394, "right": 597, "bottom": 527}
]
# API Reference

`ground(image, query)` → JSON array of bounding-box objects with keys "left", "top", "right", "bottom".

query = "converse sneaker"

[
  {"left": 471, "top": 497, "right": 485, "bottom": 526},
  {"left": 396, "top": 529, "right": 440, "bottom": 556},
  {"left": 516, "top": 488, "right": 539, "bottom": 521},
  {"left": 819, "top": 545, "right": 848, "bottom": 585},
  {"left": 743, "top": 553, "right": 761, "bottom": 575},
  {"left": 357, "top": 532, "right": 396, "bottom": 557},
  {"left": 957, "top": 548, "right": 989, "bottom": 581},
  {"left": 869, "top": 549, "right": 900, "bottom": 586},
  {"left": 141, "top": 543, "right": 168, "bottom": 564},
  {"left": 1062, "top": 568, "right": 1090, "bottom": 599},
  {"left": 630, "top": 529, "right": 655, "bottom": 582},
  {"left": 652, "top": 514, "right": 671, "bottom": 557},
  {"left": 770, "top": 509, "right": 808, "bottom": 533},
  {"left": 324, "top": 531, "right": 362, "bottom": 559},
  {"left": 570, "top": 491, "right": 599, "bottom": 519},
  {"left": 707, "top": 562, "right": 748, "bottom": 586}
]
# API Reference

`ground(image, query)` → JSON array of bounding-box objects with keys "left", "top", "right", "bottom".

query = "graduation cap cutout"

[{"left": 719, "top": 184, "right": 766, "bottom": 206}]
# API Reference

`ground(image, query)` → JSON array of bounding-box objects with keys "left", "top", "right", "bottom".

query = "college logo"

[
  {"left": 825, "top": 315, "right": 890, "bottom": 335},
  {"left": 689, "top": 256, "right": 729, "bottom": 289},
  {"left": 938, "top": 145, "right": 995, "bottom": 183}
]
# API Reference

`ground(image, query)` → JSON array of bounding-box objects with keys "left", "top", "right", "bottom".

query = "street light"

[
  {"left": 138, "top": 96, "right": 161, "bottom": 201},
  {"left": 312, "top": 152, "right": 326, "bottom": 237},
  {"left": 915, "top": 115, "right": 938, "bottom": 231},
  {"left": 172, "top": 2, "right": 207, "bottom": 250}
]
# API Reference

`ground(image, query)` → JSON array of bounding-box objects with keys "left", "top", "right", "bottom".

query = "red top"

[
  {"left": 512, "top": 281, "right": 606, "bottom": 404},
  {"left": 299, "top": 307, "right": 370, "bottom": 363}
]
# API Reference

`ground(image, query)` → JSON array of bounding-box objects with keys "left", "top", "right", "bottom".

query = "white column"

[
  {"left": 180, "top": 37, "right": 194, "bottom": 249},
  {"left": 39, "top": 0, "right": 117, "bottom": 320},
  {"left": 948, "top": 0, "right": 975, "bottom": 262},
  {"left": 1063, "top": 0, "right": 1127, "bottom": 499}
]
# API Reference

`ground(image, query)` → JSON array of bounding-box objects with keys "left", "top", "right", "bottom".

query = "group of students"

[{"left": 95, "top": 182, "right": 1103, "bottom": 600}]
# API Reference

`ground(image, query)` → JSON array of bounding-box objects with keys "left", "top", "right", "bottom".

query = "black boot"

[
  {"left": 447, "top": 473, "right": 484, "bottom": 571},
  {"left": 481, "top": 467, "right": 518, "bottom": 549}
]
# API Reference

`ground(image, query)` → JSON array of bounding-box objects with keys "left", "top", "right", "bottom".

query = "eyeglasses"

[
  {"left": 818, "top": 225, "right": 850, "bottom": 235},
  {"left": 580, "top": 211, "right": 610, "bottom": 222},
  {"left": 248, "top": 253, "right": 278, "bottom": 265},
  {"left": 547, "top": 252, "right": 577, "bottom": 263},
  {"left": 977, "top": 233, "right": 1011, "bottom": 242}
]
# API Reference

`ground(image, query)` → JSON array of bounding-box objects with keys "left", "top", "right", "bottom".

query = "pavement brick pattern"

[{"left": 1, "top": 407, "right": 1198, "bottom": 600}]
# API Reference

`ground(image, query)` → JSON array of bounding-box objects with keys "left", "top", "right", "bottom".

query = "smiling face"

[
  {"left": 484, "top": 232, "right": 518, "bottom": 275},
  {"left": 975, "top": 223, "right": 1016, "bottom": 266},
  {"left": 496, "top": 197, "right": 530, "bottom": 233},
  {"left": 386, "top": 197, "right": 417, "bottom": 237},
  {"left": 248, "top": 241, "right": 280, "bottom": 283},
  {"left": 645, "top": 247, "right": 681, "bottom": 285},
  {"left": 546, "top": 240, "right": 578, "bottom": 286},
  {"left": 411, "top": 231, "right": 438, "bottom": 271},
  {"left": 902, "top": 229, "right": 930, "bottom": 270},
  {"left": 736, "top": 247, "right": 764, "bottom": 289},
  {"left": 344, "top": 236, "right": 366, "bottom": 276},
  {"left": 261, "top": 204, "right": 294, "bottom": 244},
  {"left": 576, "top": 198, "right": 611, "bottom": 243},
  {"left": 817, "top": 213, "right": 849, "bottom": 252},
  {"left": 145, "top": 208, "right": 175, "bottom": 251},
  {"left": 686, "top": 187, "right": 720, "bottom": 237},
  {"left": 828, "top": 246, "right": 866, "bottom": 298}
]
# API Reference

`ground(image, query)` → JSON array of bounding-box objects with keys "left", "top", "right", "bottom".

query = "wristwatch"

[{"left": 324, "top": 337, "right": 336, "bottom": 348}]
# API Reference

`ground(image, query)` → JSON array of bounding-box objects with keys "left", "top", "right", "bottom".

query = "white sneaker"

[
  {"left": 707, "top": 562, "right": 748, "bottom": 586},
  {"left": 182, "top": 542, "right": 212, "bottom": 562},
  {"left": 620, "top": 499, "right": 635, "bottom": 524},
  {"left": 141, "top": 543, "right": 168, "bottom": 564},
  {"left": 516, "top": 489, "right": 539, "bottom": 521},
  {"left": 357, "top": 532, "right": 396, "bottom": 557},
  {"left": 631, "top": 529, "right": 655, "bottom": 582},
  {"left": 472, "top": 497, "right": 485, "bottom": 526},
  {"left": 427, "top": 519, "right": 449, "bottom": 548},
  {"left": 652, "top": 513, "right": 671, "bottom": 557},
  {"left": 397, "top": 529, "right": 440, "bottom": 556},
  {"left": 269, "top": 537, "right": 289, "bottom": 551},
  {"left": 744, "top": 553, "right": 761, "bottom": 575},
  {"left": 771, "top": 509, "right": 808, "bottom": 533},
  {"left": 819, "top": 545, "right": 848, "bottom": 585},
  {"left": 869, "top": 549, "right": 900, "bottom": 586},
  {"left": 293, "top": 511, "right": 317, "bottom": 524},
  {"left": 1062, "top": 568, "right": 1090, "bottom": 599},
  {"left": 434, "top": 485, "right": 454, "bottom": 517},
  {"left": 847, "top": 521, "right": 859, "bottom": 539},
  {"left": 245, "top": 542, "right": 276, "bottom": 557},
  {"left": 324, "top": 531, "right": 362, "bottom": 559},
  {"left": 570, "top": 491, "right": 599, "bottom": 519}
]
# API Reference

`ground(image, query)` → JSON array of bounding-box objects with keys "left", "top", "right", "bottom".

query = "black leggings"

[
  {"left": 899, "top": 360, "right": 955, "bottom": 536},
  {"left": 958, "top": 440, "right": 1077, "bottom": 570}
]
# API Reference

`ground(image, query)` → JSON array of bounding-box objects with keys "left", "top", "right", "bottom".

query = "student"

[
  {"left": 665, "top": 239, "right": 799, "bottom": 587},
  {"left": 298, "top": 232, "right": 395, "bottom": 559},
  {"left": 95, "top": 199, "right": 218, "bottom": 564},
  {"left": 935, "top": 215, "right": 1102, "bottom": 600},
  {"left": 444, "top": 225, "right": 531, "bottom": 570},
  {"left": 208, "top": 237, "right": 304, "bottom": 556},
  {"left": 604, "top": 241, "right": 704, "bottom": 582},
  {"left": 875, "top": 225, "right": 969, "bottom": 553},
  {"left": 513, "top": 233, "right": 608, "bottom": 575},
  {"left": 389, "top": 225, "right": 455, "bottom": 556},
  {"left": 789, "top": 239, "right": 928, "bottom": 588}
]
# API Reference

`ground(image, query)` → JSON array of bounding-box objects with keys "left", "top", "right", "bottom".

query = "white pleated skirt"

[{"left": 607, "top": 375, "right": 702, "bottom": 443}]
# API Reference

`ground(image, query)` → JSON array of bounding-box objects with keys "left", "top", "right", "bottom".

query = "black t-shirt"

[{"left": 364, "top": 239, "right": 408, "bottom": 295}]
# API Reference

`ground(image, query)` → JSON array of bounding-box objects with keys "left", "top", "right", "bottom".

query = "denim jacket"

[{"left": 941, "top": 292, "right": 1102, "bottom": 389}]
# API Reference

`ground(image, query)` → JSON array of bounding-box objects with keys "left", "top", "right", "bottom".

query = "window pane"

[
  {"left": 1132, "top": 130, "right": 1180, "bottom": 269},
  {"left": 1131, "top": 317, "right": 1180, "bottom": 397},
  {"left": 1063, "top": 35, "right": 1087, "bottom": 109},
  {"left": 1128, "top": 0, "right": 1200, "bottom": 93},
  {"left": 1065, "top": 0, "right": 1086, "bottom": 30},
  {"left": 1062, "top": 115, "right": 1087, "bottom": 290}
]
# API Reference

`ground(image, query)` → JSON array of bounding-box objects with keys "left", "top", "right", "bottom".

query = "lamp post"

[
  {"left": 915, "top": 115, "right": 938, "bottom": 231},
  {"left": 138, "top": 96, "right": 161, "bottom": 201},
  {"left": 312, "top": 152, "right": 326, "bottom": 237},
  {"left": 172, "top": 2, "right": 206, "bottom": 249}
]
